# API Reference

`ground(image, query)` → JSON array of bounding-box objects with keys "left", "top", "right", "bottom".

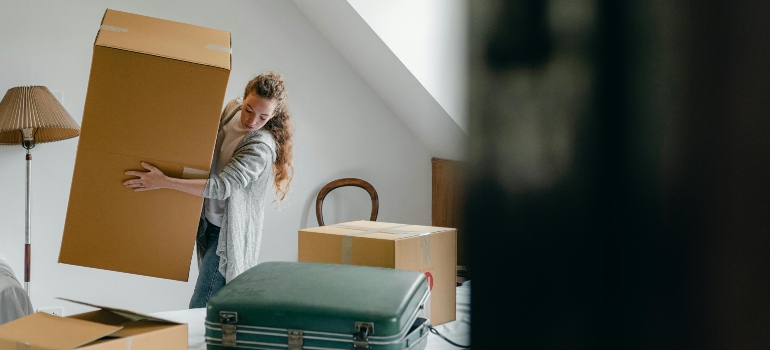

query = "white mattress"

[{"left": 151, "top": 281, "right": 471, "bottom": 350}]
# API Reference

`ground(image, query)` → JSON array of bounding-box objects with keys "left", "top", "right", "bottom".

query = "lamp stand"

[
  {"left": 24, "top": 149, "right": 31, "bottom": 295},
  {"left": 22, "top": 128, "right": 34, "bottom": 298}
]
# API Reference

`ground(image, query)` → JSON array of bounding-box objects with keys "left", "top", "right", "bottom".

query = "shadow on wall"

[{"left": 300, "top": 181, "right": 327, "bottom": 228}]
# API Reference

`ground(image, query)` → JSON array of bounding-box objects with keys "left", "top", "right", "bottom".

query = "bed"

[
  {"left": 151, "top": 281, "right": 470, "bottom": 350},
  {"left": 0, "top": 253, "right": 34, "bottom": 325}
]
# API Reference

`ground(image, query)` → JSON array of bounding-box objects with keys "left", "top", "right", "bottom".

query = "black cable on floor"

[{"left": 428, "top": 325, "right": 471, "bottom": 349}]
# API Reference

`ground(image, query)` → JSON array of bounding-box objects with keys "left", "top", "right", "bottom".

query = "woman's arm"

[
  {"left": 203, "top": 141, "right": 273, "bottom": 200},
  {"left": 123, "top": 162, "right": 206, "bottom": 197}
]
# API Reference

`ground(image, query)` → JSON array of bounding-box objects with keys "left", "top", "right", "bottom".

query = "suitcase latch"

[
  {"left": 220, "top": 311, "right": 238, "bottom": 348},
  {"left": 353, "top": 322, "right": 374, "bottom": 350},
  {"left": 288, "top": 329, "right": 303, "bottom": 350}
]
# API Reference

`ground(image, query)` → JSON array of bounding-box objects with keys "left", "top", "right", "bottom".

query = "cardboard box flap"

[
  {"left": 96, "top": 9, "right": 230, "bottom": 70},
  {"left": 313, "top": 221, "right": 455, "bottom": 240},
  {"left": 299, "top": 225, "right": 365, "bottom": 236},
  {"left": 59, "top": 298, "right": 181, "bottom": 325},
  {"left": 335, "top": 220, "right": 409, "bottom": 230},
  {"left": 0, "top": 312, "right": 121, "bottom": 350}
]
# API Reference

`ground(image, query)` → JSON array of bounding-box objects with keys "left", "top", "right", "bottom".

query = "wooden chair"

[{"left": 316, "top": 178, "right": 379, "bottom": 226}]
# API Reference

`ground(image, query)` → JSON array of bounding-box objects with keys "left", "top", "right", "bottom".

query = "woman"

[{"left": 123, "top": 72, "right": 294, "bottom": 308}]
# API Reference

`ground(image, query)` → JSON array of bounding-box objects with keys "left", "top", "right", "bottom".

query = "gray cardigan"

[{"left": 197, "top": 97, "right": 277, "bottom": 283}]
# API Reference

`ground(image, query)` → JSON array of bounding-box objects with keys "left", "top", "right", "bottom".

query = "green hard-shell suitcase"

[{"left": 205, "top": 261, "right": 431, "bottom": 350}]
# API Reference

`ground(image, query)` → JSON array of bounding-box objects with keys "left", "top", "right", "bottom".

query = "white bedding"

[
  {"left": 151, "top": 281, "right": 470, "bottom": 350},
  {"left": 0, "top": 253, "right": 34, "bottom": 325}
]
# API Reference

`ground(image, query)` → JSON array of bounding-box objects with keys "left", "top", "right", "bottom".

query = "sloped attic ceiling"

[{"left": 291, "top": 0, "right": 467, "bottom": 161}]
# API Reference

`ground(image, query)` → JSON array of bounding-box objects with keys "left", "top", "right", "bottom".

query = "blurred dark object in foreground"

[{"left": 467, "top": 0, "right": 770, "bottom": 348}]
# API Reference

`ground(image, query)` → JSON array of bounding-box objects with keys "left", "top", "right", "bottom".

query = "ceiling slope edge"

[{"left": 291, "top": 0, "right": 467, "bottom": 161}]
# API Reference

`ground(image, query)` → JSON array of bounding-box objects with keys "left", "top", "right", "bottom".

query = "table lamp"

[{"left": 0, "top": 86, "right": 81, "bottom": 299}]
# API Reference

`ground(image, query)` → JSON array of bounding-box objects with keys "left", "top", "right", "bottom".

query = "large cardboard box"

[
  {"left": 0, "top": 299, "right": 186, "bottom": 349},
  {"left": 298, "top": 221, "right": 457, "bottom": 325},
  {"left": 59, "top": 9, "right": 230, "bottom": 280}
]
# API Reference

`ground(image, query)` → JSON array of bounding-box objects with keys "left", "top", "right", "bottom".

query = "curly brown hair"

[{"left": 244, "top": 72, "right": 293, "bottom": 203}]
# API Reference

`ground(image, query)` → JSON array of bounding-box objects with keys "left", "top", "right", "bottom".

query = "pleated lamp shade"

[{"left": 0, "top": 86, "right": 80, "bottom": 145}]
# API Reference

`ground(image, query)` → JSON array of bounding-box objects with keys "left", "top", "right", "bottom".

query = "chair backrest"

[{"left": 316, "top": 178, "right": 378, "bottom": 226}]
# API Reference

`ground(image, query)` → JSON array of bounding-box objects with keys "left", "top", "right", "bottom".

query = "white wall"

[
  {"left": 0, "top": 0, "right": 432, "bottom": 316},
  {"left": 347, "top": 0, "right": 469, "bottom": 132}
]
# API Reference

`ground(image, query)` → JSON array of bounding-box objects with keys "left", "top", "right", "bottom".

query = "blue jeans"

[{"left": 189, "top": 218, "right": 226, "bottom": 308}]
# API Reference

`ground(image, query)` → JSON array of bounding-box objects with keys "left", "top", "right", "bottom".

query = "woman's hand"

[{"left": 123, "top": 162, "right": 170, "bottom": 192}]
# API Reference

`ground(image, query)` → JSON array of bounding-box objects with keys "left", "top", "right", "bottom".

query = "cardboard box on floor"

[
  {"left": 298, "top": 221, "right": 457, "bottom": 325},
  {"left": 58, "top": 9, "right": 230, "bottom": 280},
  {"left": 0, "top": 299, "right": 186, "bottom": 349}
]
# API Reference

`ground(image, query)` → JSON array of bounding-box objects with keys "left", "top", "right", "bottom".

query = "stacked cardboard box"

[{"left": 299, "top": 220, "right": 457, "bottom": 325}]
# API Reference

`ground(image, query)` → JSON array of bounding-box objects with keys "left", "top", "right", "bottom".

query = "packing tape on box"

[
  {"left": 331, "top": 224, "right": 433, "bottom": 265},
  {"left": 340, "top": 236, "right": 354, "bottom": 264},
  {"left": 100, "top": 25, "right": 128, "bottom": 33},
  {"left": 126, "top": 336, "right": 132, "bottom": 350},
  {"left": 333, "top": 224, "right": 408, "bottom": 264},
  {"left": 380, "top": 228, "right": 434, "bottom": 265},
  {"left": 16, "top": 342, "right": 30, "bottom": 350},
  {"left": 205, "top": 43, "right": 232, "bottom": 54},
  {"left": 333, "top": 224, "right": 409, "bottom": 232}
]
